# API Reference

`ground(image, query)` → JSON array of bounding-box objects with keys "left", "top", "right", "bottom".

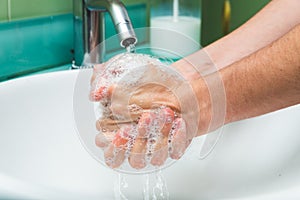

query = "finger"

[
  {"left": 96, "top": 117, "right": 133, "bottom": 133},
  {"left": 169, "top": 118, "right": 188, "bottom": 160},
  {"left": 104, "top": 126, "right": 134, "bottom": 168},
  {"left": 95, "top": 131, "right": 114, "bottom": 148},
  {"left": 123, "top": 112, "right": 153, "bottom": 169},
  {"left": 128, "top": 138, "right": 148, "bottom": 169},
  {"left": 109, "top": 103, "right": 143, "bottom": 123},
  {"left": 133, "top": 108, "right": 174, "bottom": 167},
  {"left": 128, "top": 116, "right": 152, "bottom": 169},
  {"left": 109, "top": 84, "right": 146, "bottom": 122},
  {"left": 112, "top": 129, "right": 129, "bottom": 148},
  {"left": 137, "top": 112, "right": 155, "bottom": 138},
  {"left": 149, "top": 107, "right": 174, "bottom": 166},
  {"left": 96, "top": 118, "right": 119, "bottom": 132},
  {"left": 90, "top": 64, "right": 105, "bottom": 84},
  {"left": 112, "top": 126, "right": 147, "bottom": 169},
  {"left": 159, "top": 107, "right": 175, "bottom": 137},
  {"left": 104, "top": 143, "right": 126, "bottom": 169},
  {"left": 150, "top": 136, "right": 168, "bottom": 166},
  {"left": 90, "top": 84, "right": 114, "bottom": 102},
  {"left": 136, "top": 108, "right": 173, "bottom": 138}
]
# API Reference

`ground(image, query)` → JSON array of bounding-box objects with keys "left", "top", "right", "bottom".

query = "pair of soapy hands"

[{"left": 89, "top": 54, "right": 203, "bottom": 170}]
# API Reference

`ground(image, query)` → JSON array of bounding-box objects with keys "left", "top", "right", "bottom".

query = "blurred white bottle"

[{"left": 150, "top": 0, "right": 201, "bottom": 59}]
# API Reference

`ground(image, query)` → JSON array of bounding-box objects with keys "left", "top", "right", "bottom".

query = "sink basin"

[{"left": 0, "top": 70, "right": 300, "bottom": 199}]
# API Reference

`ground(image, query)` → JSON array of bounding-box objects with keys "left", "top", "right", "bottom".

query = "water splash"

[
  {"left": 152, "top": 170, "right": 169, "bottom": 200},
  {"left": 143, "top": 170, "right": 170, "bottom": 200},
  {"left": 114, "top": 173, "right": 129, "bottom": 200},
  {"left": 114, "top": 171, "right": 169, "bottom": 200}
]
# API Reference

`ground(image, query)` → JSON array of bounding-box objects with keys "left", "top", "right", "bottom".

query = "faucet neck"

[{"left": 73, "top": 0, "right": 137, "bottom": 67}]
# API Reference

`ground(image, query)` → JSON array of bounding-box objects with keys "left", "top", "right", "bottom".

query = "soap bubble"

[
  {"left": 73, "top": 27, "right": 226, "bottom": 174},
  {"left": 89, "top": 52, "right": 200, "bottom": 173}
]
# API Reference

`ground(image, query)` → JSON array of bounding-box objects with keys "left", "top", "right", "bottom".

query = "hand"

[{"left": 90, "top": 54, "right": 208, "bottom": 170}]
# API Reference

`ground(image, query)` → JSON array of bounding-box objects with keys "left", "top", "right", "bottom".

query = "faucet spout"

[
  {"left": 87, "top": 0, "right": 137, "bottom": 47},
  {"left": 73, "top": 0, "right": 137, "bottom": 67}
]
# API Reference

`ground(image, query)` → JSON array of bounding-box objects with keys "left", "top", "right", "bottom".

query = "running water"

[
  {"left": 142, "top": 170, "right": 170, "bottom": 200},
  {"left": 152, "top": 170, "right": 169, "bottom": 200},
  {"left": 115, "top": 170, "right": 169, "bottom": 200},
  {"left": 143, "top": 174, "right": 150, "bottom": 200},
  {"left": 114, "top": 173, "right": 129, "bottom": 200},
  {"left": 126, "top": 44, "right": 136, "bottom": 53}
]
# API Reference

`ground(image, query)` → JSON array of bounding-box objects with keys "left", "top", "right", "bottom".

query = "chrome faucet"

[{"left": 73, "top": 0, "right": 137, "bottom": 68}]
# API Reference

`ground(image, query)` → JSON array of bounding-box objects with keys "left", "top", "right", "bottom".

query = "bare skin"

[
  {"left": 222, "top": 24, "right": 300, "bottom": 123},
  {"left": 91, "top": 62, "right": 199, "bottom": 169},
  {"left": 203, "top": 0, "right": 300, "bottom": 69},
  {"left": 90, "top": 1, "right": 300, "bottom": 169},
  {"left": 91, "top": 24, "right": 300, "bottom": 169}
]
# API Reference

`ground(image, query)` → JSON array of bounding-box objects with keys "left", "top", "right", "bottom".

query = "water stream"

[
  {"left": 112, "top": 43, "right": 170, "bottom": 200},
  {"left": 114, "top": 170, "right": 169, "bottom": 200}
]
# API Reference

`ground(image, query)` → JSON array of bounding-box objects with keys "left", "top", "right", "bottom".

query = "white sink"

[{"left": 0, "top": 70, "right": 300, "bottom": 199}]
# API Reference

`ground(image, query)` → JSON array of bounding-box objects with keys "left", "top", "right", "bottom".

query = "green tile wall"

[
  {"left": 0, "top": 0, "right": 72, "bottom": 22},
  {"left": 0, "top": 0, "right": 149, "bottom": 81},
  {"left": 0, "top": 0, "right": 8, "bottom": 22},
  {"left": 0, "top": 14, "right": 73, "bottom": 81},
  {"left": 0, "top": 0, "right": 187, "bottom": 80},
  {"left": 10, "top": 0, "right": 72, "bottom": 20},
  {"left": 0, "top": 0, "right": 147, "bottom": 22}
]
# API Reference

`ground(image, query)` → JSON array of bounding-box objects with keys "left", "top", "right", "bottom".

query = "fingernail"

[{"left": 138, "top": 112, "right": 155, "bottom": 138}]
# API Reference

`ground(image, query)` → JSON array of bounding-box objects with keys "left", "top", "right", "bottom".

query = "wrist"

[
  {"left": 173, "top": 60, "right": 228, "bottom": 136},
  {"left": 172, "top": 59, "right": 208, "bottom": 135},
  {"left": 190, "top": 78, "right": 212, "bottom": 136}
]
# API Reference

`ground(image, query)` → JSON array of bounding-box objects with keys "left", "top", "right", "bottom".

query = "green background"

[
  {"left": 0, "top": 0, "right": 272, "bottom": 81},
  {"left": 201, "top": 0, "right": 270, "bottom": 46}
]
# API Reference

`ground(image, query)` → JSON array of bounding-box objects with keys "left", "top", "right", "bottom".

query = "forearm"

[
  {"left": 182, "top": 0, "right": 300, "bottom": 71},
  {"left": 221, "top": 24, "right": 300, "bottom": 124}
]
